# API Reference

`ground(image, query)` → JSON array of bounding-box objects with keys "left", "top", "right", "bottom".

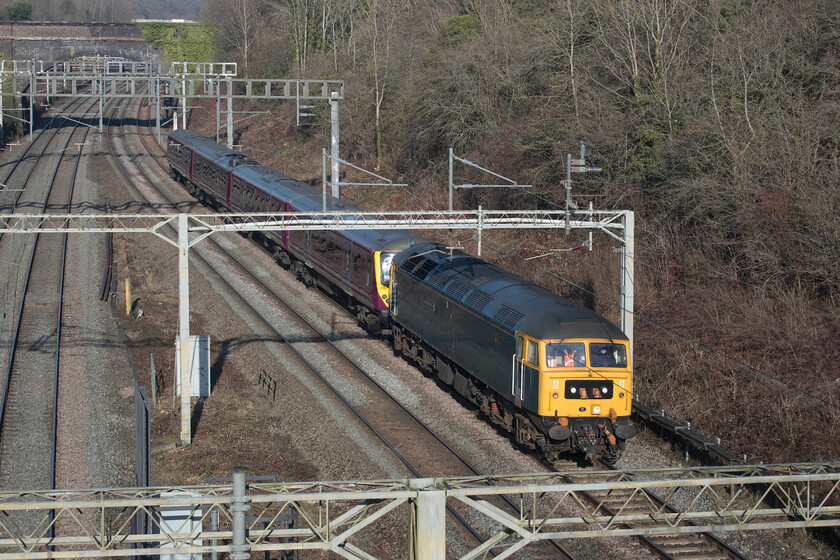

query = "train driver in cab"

[{"left": 546, "top": 342, "right": 586, "bottom": 368}]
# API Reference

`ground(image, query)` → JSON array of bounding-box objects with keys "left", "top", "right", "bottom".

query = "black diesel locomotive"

[
  {"left": 167, "top": 130, "right": 636, "bottom": 463},
  {"left": 390, "top": 243, "right": 635, "bottom": 462}
]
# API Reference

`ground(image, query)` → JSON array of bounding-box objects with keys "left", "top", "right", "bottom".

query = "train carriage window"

[
  {"left": 527, "top": 340, "right": 538, "bottom": 367},
  {"left": 313, "top": 231, "right": 327, "bottom": 253}
]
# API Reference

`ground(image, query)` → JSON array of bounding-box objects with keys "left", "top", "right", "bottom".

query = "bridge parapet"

[{"left": 0, "top": 463, "right": 838, "bottom": 559}]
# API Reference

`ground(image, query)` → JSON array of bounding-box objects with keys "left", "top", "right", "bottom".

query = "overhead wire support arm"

[
  {"left": 215, "top": 110, "right": 268, "bottom": 134},
  {"left": 321, "top": 148, "right": 407, "bottom": 211},
  {"left": 564, "top": 142, "right": 601, "bottom": 234},
  {"left": 448, "top": 147, "right": 531, "bottom": 212}
]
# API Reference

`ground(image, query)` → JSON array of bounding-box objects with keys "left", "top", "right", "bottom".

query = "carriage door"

[
  {"left": 343, "top": 239, "right": 352, "bottom": 283},
  {"left": 512, "top": 333, "right": 526, "bottom": 404},
  {"left": 512, "top": 333, "right": 538, "bottom": 407}
]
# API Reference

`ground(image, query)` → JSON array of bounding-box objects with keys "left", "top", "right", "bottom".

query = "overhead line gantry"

[
  {"left": 0, "top": 209, "right": 635, "bottom": 446},
  {"left": 0, "top": 463, "right": 839, "bottom": 560},
  {"left": 0, "top": 58, "right": 343, "bottom": 144}
]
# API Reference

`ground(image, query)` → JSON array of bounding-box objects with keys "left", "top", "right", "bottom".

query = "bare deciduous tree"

[
  {"left": 358, "top": 0, "right": 398, "bottom": 166},
  {"left": 202, "top": 0, "right": 266, "bottom": 77},
  {"left": 594, "top": 0, "right": 694, "bottom": 132}
]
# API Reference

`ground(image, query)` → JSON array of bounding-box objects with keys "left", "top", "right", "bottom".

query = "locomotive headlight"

[
  {"left": 593, "top": 406, "right": 601, "bottom": 414},
  {"left": 570, "top": 387, "right": 576, "bottom": 394},
  {"left": 619, "top": 393, "right": 625, "bottom": 398},
  {"left": 552, "top": 392, "right": 558, "bottom": 399},
  {"left": 602, "top": 386, "right": 609, "bottom": 394}
]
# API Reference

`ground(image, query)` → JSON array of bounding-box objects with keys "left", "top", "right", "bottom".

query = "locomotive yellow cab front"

[{"left": 539, "top": 339, "right": 632, "bottom": 418}]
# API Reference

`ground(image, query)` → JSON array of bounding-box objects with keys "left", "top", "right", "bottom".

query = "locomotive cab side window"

[
  {"left": 527, "top": 340, "right": 538, "bottom": 367},
  {"left": 516, "top": 335, "right": 524, "bottom": 360}
]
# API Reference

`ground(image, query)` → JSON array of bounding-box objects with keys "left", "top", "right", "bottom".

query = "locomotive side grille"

[
  {"left": 494, "top": 305, "right": 524, "bottom": 329},
  {"left": 464, "top": 289, "right": 492, "bottom": 312},
  {"left": 446, "top": 280, "right": 470, "bottom": 301}
]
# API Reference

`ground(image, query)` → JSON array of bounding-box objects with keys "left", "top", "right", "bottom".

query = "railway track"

[
  {"left": 107, "top": 98, "right": 760, "bottom": 559},
  {"left": 0, "top": 94, "right": 96, "bottom": 499},
  {"left": 98, "top": 95, "right": 593, "bottom": 560},
  {"left": 552, "top": 460, "right": 752, "bottom": 560}
]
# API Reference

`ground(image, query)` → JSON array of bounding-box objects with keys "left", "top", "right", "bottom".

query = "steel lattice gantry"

[
  {"left": 0, "top": 58, "right": 343, "bottom": 144},
  {"left": 0, "top": 463, "right": 838, "bottom": 559},
  {"left": 0, "top": 210, "right": 636, "bottom": 446}
]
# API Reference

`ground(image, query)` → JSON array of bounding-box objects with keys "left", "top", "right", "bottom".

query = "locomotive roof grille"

[
  {"left": 464, "top": 289, "right": 492, "bottom": 312},
  {"left": 402, "top": 255, "right": 438, "bottom": 281},
  {"left": 494, "top": 304, "right": 525, "bottom": 329},
  {"left": 426, "top": 270, "right": 449, "bottom": 290},
  {"left": 445, "top": 280, "right": 470, "bottom": 301}
]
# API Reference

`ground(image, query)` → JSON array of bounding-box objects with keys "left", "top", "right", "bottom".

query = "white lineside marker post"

[{"left": 178, "top": 214, "right": 192, "bottom": 445}]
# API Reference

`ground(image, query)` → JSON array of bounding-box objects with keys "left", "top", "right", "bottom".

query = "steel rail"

[
  {"left": 50, "top": 116, "right": 90, "bottom": 544},
  {"left": 112, "top": 95, "right": 584, "bottom": 560},
  {"left": 98, "top": 232, "right": 113, "bottom": 300},
  {"left": 0, "top": 93, "right": 99, "bottom": 548},
  {"left": 132, "top": 105, "right": 582, "bottom": 559},
  {"left": 0, "top": 95, "right": 98, "bottom": 441},
  {"left": 556, "top": 459, "right": 751, "bottom": 560},
  {"left": 110, "top": 92, "right": 506, "bottom": 559}
]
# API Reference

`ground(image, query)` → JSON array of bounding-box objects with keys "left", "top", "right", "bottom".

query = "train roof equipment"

[{"left": 395, "top": 242, "right": 627, "bottom": 341}]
